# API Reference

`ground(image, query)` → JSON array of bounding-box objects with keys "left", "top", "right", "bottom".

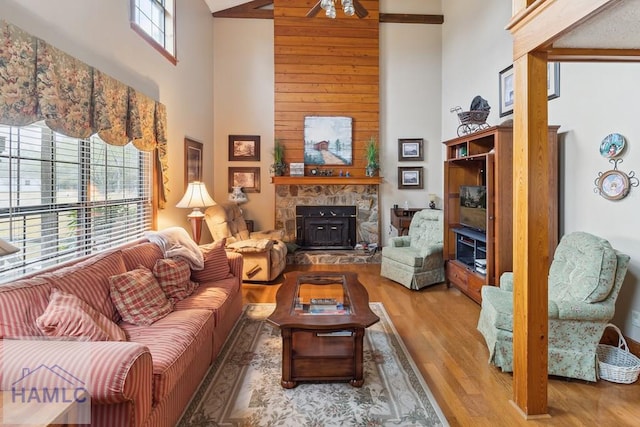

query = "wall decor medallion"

[
  {"left": 594, "top": 159, "right": 638, "bottom": 201},
  {"left": 599, "top": 133, "right": 625, "bottom": 158}
]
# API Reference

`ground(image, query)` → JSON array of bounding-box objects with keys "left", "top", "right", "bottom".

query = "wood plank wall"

[{"left": 274, "top": 0, "right": 379, "bottom": 176}]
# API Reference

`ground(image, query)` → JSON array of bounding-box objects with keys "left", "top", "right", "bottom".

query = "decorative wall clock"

[{"left": 594, "top": 159, "right": 638, "bottom": 201}]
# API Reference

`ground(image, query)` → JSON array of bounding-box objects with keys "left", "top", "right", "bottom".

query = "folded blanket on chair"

[
  {"left": 227, "top": 238, "right": 274, "bottom": 253},
  {"left": 144, "top": 227, "right": 204, "bottom": 269}
]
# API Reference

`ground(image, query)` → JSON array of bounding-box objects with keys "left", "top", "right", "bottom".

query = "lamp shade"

[
  {"left": 176, "top": 182, "right": 216, "bottom": 210},
  {"left": 0, "top": 237, "right": 19, "bottom": 257}
]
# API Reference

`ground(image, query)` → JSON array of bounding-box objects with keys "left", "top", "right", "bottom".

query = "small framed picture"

[
  {"left": 398, "top": 138, "right": 424, "bottom": 161},
  {"left": 498, "top": 64, "right": 514, "bottom": 117},
  {"left": 398, "top": 166, "right": 424, "bottom": 190},
  {"left": 228, "top": 167, "right": 261, "bottom": 193},
  {"left": 229, "top": 135, "right": 260, "bottom": 161},
  {"left": 184, "top": 138, "right": 203, "bottom": 188},
  {"left": 547, "top": 62, "right": 560, "bottom": 100},
  {"left": 289, "top": 162, "right": 305, "bottom": 176}
]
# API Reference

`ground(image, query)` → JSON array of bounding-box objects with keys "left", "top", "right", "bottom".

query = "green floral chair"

[
  {"left": 477, "top": 231, "right": 630, "bottom": 382},
  {"left": 380, "top": 209, "right": 445, "bottom": 290}
]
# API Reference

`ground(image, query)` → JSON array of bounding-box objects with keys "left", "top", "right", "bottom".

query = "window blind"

[{"left": 0, "top": 122, "right": 152, "bottom": 283}]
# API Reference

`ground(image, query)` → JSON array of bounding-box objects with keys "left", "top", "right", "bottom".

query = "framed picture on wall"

[
  {"left": 547, "top": 62, "right": 560, "bottom": 100},
  {"left": 498, "top": 65, "right": 514, "bottom": 117},
  {"left": 228, "top": 167, "right": 261, "bottom": 193},
  {"left": 398, "top": 138, "right": 424, "bottom": 161},
  {"left": 184, "top": 138, "right": 203, "bottom": 188},
  {"left": 229, "top": 135, "right": 260, "bottom": 161},
  {"left": 303, "top": 116, "right": 353, "bottom": 166},
  {"left": 398, "top": 166, "right": 424, "bottom": 189}
]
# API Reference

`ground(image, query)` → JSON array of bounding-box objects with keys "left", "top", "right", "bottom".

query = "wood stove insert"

[{"left": 296, "top": 205, "right": 357, "bottom": 250}]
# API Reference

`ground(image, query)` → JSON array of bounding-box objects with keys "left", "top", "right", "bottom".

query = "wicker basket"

[{"left": 597, "top": 324, "right": 640, "bottom": 384}]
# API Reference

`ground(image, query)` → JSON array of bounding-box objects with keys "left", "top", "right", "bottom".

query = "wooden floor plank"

[{"left": 242, "top": 264, "right": 640, "bottom": 426}]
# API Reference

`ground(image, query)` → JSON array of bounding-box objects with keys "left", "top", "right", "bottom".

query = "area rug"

[{"left": 178, "top": 303, "right": 448, "bottom": 427}]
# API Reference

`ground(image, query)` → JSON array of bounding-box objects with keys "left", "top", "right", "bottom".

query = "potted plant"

[
  {"left": 270, "top": 138, "right": 287, "bottom": 176},
  {"left": 365, "top": 136, "right": 379, "bottom": 177}
]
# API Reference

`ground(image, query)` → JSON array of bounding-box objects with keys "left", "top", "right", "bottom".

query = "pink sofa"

[{"left": 0, "top": 238, "right": 244, "bottom": 427}]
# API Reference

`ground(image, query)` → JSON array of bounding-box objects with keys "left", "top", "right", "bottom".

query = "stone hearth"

[{"left": 274, "top": 184, "right": 380, "bottom": 247}]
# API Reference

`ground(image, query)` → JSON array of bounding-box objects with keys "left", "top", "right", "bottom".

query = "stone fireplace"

[
  {"left": 296, "top": 205, "right": 356, "bottom": 249},
  {"left": 274, "top": 182, "right": 380, "bottom": 248}
]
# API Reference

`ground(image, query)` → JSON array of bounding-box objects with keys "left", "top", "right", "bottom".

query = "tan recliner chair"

[{"left": 204, "top": 202, "right": 287, "bottom": 282}]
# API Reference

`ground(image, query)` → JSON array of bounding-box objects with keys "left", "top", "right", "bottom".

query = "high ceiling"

[{"left": 204, "top": 0, "right": 248, "bottom": 13}]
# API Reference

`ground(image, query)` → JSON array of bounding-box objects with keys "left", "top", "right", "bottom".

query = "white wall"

[
  {"left": 379, "top": 0, "right": 443, "bottom": 242},
  {"left": 212, "top": 18, "right": 274, "bottom": 231},
  {"left": 0, "top": 0, "right": 216, "bottom": 240},
  {"left": 442, "top": 1, "right": 640, "bottom": 340}
]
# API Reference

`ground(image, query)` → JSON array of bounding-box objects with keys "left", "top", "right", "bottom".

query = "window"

[
  {"left": 131, "top": 0, "right": 176, "bottom": 64},
  {"left": 0, "top": 122, "right": 153, "bottom": 283}
]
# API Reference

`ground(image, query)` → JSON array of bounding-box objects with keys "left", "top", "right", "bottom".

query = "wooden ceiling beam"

[
  {"left": 212, "top": 0, "right": 274, "bottom": 19},
  {"left": 379, "top": 14, "right": 443, "bottom": 24},
  {"left": 213, "top": 1, "right": 444, "bottom": 24}
]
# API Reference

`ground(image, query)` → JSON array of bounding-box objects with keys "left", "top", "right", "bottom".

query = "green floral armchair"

[
  {"left": 477, "top": 231, "right": 630, "bottom": 382},
  {"left": 380, "top": 209, "right": 445, "bottom": 290}
]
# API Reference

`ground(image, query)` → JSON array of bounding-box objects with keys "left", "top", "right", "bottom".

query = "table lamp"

[{"left": 176, "top": 181, "right": 216, "bottom": 243}]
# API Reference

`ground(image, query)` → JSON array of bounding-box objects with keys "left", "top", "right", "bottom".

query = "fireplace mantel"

[{"left": 271, "top": 176, "right": 383, "bottom": 185}]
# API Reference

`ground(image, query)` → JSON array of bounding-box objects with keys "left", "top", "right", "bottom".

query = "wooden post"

[{"left": 512, "top": 52, "right": 551, "bottom": 416}]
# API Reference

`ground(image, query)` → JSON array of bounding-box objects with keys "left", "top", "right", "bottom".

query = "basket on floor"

[{"left": 597, "top": 323, "right": 640, "bottom": 384}]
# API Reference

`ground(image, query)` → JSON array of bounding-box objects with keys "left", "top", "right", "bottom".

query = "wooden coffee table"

[{"left": 267, "top": 271, "right": 379, "bottom": 388}]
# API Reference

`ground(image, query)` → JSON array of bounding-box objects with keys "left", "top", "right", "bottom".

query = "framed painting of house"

[
  {"left": 303, "top": 116, "right": 353, "bottom": 166},
  {"left": 228, "top": 167, "right": 261, "bottom": 193}
]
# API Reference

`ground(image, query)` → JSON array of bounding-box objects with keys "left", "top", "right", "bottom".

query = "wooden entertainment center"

[{"left": 442, "top": 125, "right": 559, "bottom": 303}]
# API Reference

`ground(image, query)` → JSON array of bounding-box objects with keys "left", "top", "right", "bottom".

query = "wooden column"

[{"left": 512, "top": 52, "right": 550, "bottom": 416}]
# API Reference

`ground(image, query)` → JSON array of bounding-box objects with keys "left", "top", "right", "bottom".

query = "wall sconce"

[{"left": 176, "top": 181, "right": 216, "bottom": 244}]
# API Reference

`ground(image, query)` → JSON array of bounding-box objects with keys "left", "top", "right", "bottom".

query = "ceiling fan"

[{"left": 307, "top": 0, "right": 368, "bottom": 19}]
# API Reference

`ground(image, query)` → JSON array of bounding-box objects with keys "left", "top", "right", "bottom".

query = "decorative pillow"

[
  {"left": 153, "top": 258, "right": 198, "bottom": 303},
  {"left": 36, "top": 288, "right": 127, "bottom": 341},
  {"left": 191, "top": 239, "right": 232, "bottom": 283},
  {"left": 109, "top": 267, "right": 173, "bottom": 326}
]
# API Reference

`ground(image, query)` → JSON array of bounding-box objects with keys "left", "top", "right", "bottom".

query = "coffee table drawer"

[{"left": 292, "top": 358, "right": 355, "bottom": 379}]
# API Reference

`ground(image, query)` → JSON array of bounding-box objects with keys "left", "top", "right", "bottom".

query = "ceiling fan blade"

[
  {"left": 354, "top": 0, "right": 368, "bottom": 18},
  {"left": 306, "top": 1, "right": 322, "bottom": 18}
]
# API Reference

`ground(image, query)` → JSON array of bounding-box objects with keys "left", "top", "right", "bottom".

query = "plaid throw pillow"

[
  {"left": 191, "top": 239, "right": 232, "bottom": 283},
  {"left": 109, "top": 267, "right": 173, "bottom": 326},
  {"left": 153, "top": 258, "right": 198, "bottom": 304},
  {"left": 36, "top": 288, "right": 127, "bottom": 341}
]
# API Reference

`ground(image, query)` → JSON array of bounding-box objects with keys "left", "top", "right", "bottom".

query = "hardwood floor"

[{"left": 242, "top": 264, "right": 640, "bottom": 427}]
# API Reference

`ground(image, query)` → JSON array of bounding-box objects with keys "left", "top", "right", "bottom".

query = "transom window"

[
  {"left": 0, "top": 122, "right": 153, "bottom": 283},
  {"left": 131, "top": 0, "right": 176, "bottom": 64}
]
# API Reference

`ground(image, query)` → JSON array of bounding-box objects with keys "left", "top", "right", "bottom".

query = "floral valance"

[{"left": 0, "top": 20, "right": 169, "bottom": 207}]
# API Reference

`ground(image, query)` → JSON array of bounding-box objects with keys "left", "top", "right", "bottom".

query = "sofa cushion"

[
  {"left": 40, "top": 250, "right": 127, "bottom": 322},
  {"left": 549, "top": 232, "right": 618, "bottom": 303},
  {"left": 36, "top": 288, "right": 127, "bottom": 341},
  {"left": 174, "top": 276, "right": 239, "bottom": 326},
  {"left": 381, "top": 246, "right": 424, "bottom": 268},
  {"left": 121, "top": 241, "right": 164, "bottom": 271},
  {"left": 153, "top": 258, "right": 198, "bottom": 304},
  {"left": 191, "top": 239, "right": 232, "bottom": 283},
  {"left": 479, "top": 286, "right": 513, "bottom": 332},
  {"left": 109, "top": 267, "right": 173, "bottom": 326},
  {"left": 119, "top": 308, "right": 214, "bottom": 403},
  {"left": 0, "top": 277, "right": 51, "bottom": 338}
]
